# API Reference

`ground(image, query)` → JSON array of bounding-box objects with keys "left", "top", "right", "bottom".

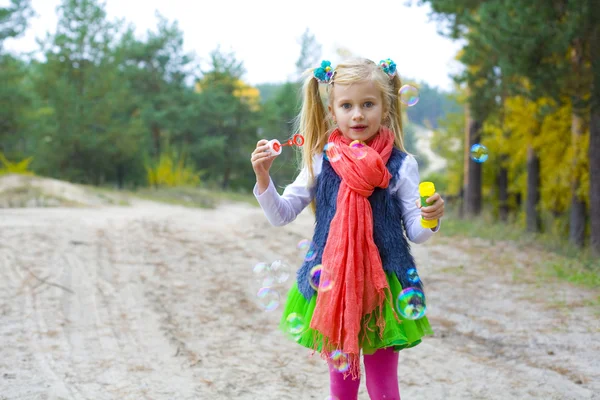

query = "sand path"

[{"left": 0, "top": 200, "right": 598, "bottom": 399}]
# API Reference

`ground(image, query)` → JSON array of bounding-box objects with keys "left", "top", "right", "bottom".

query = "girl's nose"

[{"left": 352, "top": 110, "right": 364, "bottom": 120}]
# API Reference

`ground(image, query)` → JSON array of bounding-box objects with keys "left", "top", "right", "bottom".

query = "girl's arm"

[
  {"left": 392, "top": 155, "right": 441, "bottom": 244},
  {"left": 253, "top": 154, "right": 322, "bottom": 226}
]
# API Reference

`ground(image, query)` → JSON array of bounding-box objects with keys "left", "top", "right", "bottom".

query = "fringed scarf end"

[{"left": 363, "top": 288, "right": 392, "bottom": 341}]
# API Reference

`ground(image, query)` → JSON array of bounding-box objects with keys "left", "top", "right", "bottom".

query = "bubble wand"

[{"left": 267, "top": 134, "right": 305, "bottom": 155}]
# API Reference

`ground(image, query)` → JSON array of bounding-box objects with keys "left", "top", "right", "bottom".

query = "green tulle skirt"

[{"left": 279, "top": 272, "right": 434, "bottom": 355}]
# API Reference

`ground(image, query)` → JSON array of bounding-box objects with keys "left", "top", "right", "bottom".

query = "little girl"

[{"left": 250, "top": 58, "right": 445, "bottom": 400}]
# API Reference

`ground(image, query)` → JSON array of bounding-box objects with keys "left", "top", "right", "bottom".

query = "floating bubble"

[
  {"left": 256, "top": 287, "right": 280, "bottom": 311},
  {"left": 308, "top": 265, "right": 322, "bottom": 290},
  {"left": 305, "top": 248, "right": 317, "bottom": 262},
  {"left": 329, "top": 350, "right": 350, "bottom": 373},
  {"left": 396, "top": 287, "right": 426, "bottom": 320},
  {"left": 253, "top": 262, "right": 274, "bottom": 287},
  {"left": 399, "top": 84, "right": 420, "bottom": 107},
  {"left": 349, "top": 140, "right": 368, "bottom": 160},
  {"left": 324, "top": 142, "right": 342, "bottom": 162},
  {"left": 297, "top": 239, "right": 311, "bottom": 251},
  {"left": 253, "top": 262, "right": 269, "bottom": 275},
  {"left": 309, "top": 265, "right": 334, "bottom": 292},
  {"left": 297, "top": 239, "right": 318, "bottom": 262},
  {"left": 285, "top": 312, "right": 306, "bottom": 335},
  {"left": 470, "top": 144, "right": 489, "bottom": 163},
  {"left": 407, "top": 268, "right": 420, "bottom": 284},
  {"left": 269, "top": 260, "right": 290, "bottom": 284}
]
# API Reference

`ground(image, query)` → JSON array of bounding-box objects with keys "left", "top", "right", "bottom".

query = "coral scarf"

[{"left": 310, "top": 127, "right": 395, "bottom": 379}]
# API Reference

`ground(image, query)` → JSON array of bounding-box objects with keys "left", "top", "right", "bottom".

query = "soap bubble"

[
  {"left": 399, "top": 85, "right": 420, "bottom": 107},
  {"left": 396, "top": 287, "right": 426, "bottom": 320},
  {"left": 324, "top": 142, "right": 342, "bottom": 162},
  {"left": 253, "top": 262, "right": 274, "bottom": 287},
  {"left": 309, "top": 265, "right": 334, "bottom": 292},
  {"left": 407, "top": 268, "right": 420, "bottom": 284},
  {"left": 269, "top": 260, "right": 290, "bottom": 284},
  {"left": 329, "top": 350, "right": 350, "bottom": 373},
  {"left": 349, "top": 140, "right": 368, "bottom": 160},
  {"left": 297, "top": 239, "right": 318, "bottom": 262},
  {"left": 256, "top": 287, "right": 280, "bottom": 311},
  {"left": 470, "top": 144, "right": 489, "bottom": 163},
  {"left": 285, "top": 313, "right": 306, "bottom": 335}
]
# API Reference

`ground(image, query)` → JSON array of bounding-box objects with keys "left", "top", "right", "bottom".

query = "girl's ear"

[{"left": 328, "top": 105, "right": 336, "bottom": 123}]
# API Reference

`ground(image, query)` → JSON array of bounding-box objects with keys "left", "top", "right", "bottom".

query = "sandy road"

[{"left": 0, "top": 200, "right": 598, "bottom": 400}]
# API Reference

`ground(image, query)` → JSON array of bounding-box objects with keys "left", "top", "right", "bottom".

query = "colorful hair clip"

[
  {"left": 379, "top": 58, "right": 397, "bottom": 78},
  {"left": 313, "top": 60, "right": 335, "bottom": 84}
]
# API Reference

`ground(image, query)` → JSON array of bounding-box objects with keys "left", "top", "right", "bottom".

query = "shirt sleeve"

[
  {"left": 252, "top": 155, "right": 322, "bottom": 227},
  {"left": 390, "top": 155, "right": 441, "bottom": 244}
]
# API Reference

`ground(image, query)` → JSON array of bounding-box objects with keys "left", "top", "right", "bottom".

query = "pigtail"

[
  {"left": 293, "top": 68, "right": 330, "bottom": 213},
  {"left": 388, "top": 74, "right": 408, "bottom": 153}
]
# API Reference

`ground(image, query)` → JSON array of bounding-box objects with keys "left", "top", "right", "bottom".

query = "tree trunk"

[
  {"left": 526, "top": 146, "right": 541, "bottom": 232},
  {"left": 569, "top": 40, "right": 587, "bottom": 247},
  {"left": 590, "top": 16, "right": 600, "bottom": 256},
  {"left": 458, "top": 187, "right": 465, "bottom": 219},
  {"left": 116, "top": 163, "right": 125, "bottom": 189},
  {"left": 569, "top": 110, "right": 587, "bottom": 246},
  {"left": 590, "top": 107, "right": 600, "bottom": 256},
  {"left": 222, "top": 165, "right": 231, "bottom": 190},
  {"left": 462, "top": 103, "right": 470, "bottom": 218},
  {"left": 151, "top": 124, "right": 161, "bottom": 158},
  {"left": 498, "top": 84, "right": 509, "bottom": 223},
  {"left": 465, "top": 118, "right": 482, "bottom": 217},
  {"left": 498, "top": 159, "right": 509, "bottom": 222}
]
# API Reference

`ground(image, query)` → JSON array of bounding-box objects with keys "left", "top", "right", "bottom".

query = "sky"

[{"left": 3, "top": 0, "right": 465, "bottom": 91}]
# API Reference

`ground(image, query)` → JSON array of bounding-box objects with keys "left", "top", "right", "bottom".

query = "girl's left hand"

[{"left": 415, "top": 192, "right": 445, "bottom": 221}]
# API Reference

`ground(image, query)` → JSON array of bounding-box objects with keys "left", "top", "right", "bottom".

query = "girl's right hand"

[{"left": 251, "top": 139, "right": 276, "bottom": 178}]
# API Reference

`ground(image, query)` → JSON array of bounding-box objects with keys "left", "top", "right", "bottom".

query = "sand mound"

[{"left": 0, "top": 173, "right": 123, "bottom": 208}]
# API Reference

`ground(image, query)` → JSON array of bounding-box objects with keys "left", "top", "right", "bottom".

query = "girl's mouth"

[{"left": 351, "top": 125, "right": 367, "bottom": 131}]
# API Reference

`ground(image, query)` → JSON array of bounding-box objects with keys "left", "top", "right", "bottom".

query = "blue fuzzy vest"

[{"left": 296, "top": 148, "right": 424, "bottom": 300}]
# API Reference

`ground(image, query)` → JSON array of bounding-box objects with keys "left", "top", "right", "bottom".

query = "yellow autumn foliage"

[
  {"left": 145, "top": 151, "right": 202, "bottom": 188},
  {"left": 0, "top": 152, "right": 34, "bottom": 175},
  {"left": 481, "top": 93, "right": 589, "bottom": 222},
  {"left": 233, "top": 81, "right": 261, "bottom": 112},
  {"left": 195, "top": 79, "right": 260, "bottom": 112}
]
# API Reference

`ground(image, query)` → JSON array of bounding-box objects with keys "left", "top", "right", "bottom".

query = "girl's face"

[{"left": 328, "top": 80, "right": 385, "bottom": 143}]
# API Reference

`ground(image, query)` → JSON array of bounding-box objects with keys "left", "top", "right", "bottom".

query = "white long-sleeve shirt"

[{"left": 253, "top": 153, "right": 440, "bottom": 244}]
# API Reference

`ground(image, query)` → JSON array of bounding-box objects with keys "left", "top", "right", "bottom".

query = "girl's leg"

[
  {"left": 329, "top": 362, "right": 360, "bottom": 400},
  {"left": 363, "top": 347, "right": 401, "bottom": 400}
]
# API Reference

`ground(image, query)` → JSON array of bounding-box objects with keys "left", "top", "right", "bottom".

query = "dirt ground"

[{"left": 0, "top": 190, "right": 599, "bottom": 399}]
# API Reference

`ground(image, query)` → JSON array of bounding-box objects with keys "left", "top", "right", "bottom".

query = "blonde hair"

[{"left": 292, "top": 58, "right": 408, "bottom": 211}]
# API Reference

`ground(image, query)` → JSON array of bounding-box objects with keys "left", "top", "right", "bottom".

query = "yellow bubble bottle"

[{"left": 419, "top": 182, "right": 438, "bottom": 229}]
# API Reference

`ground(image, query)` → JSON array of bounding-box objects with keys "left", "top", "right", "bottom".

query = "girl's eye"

[
  {"left": 342, "top": 103, "right": 352, "bottom": 109},
  {"left": 364, "top": 102, "right": 374, "bottom": 108}
]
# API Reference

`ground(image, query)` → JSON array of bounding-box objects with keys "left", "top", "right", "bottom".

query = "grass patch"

[
  {"left": 536, "top": 261, "right": 600, "bottom": 288},
  {"left": 439, "top": 210, "right": 600, "bottom": 290}
]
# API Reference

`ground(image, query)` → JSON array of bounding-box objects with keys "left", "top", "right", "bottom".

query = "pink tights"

[{"left": 328, "top": 347, "right": 401, "bottom": 400}]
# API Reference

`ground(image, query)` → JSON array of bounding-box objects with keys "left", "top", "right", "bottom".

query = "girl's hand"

[
  {"left": 251, "top": 139, "right": 277, "bottom": 179},
  {"left": 415, "top": 192, "right": 445, "bottom": 221}
]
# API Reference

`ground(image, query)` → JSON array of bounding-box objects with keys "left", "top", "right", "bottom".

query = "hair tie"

[
  {"left": 379, "top": 58, "right": 397, "bottom": 78},
  {"left": 313, "top": 60, "right": 335, "bottom": 84}
]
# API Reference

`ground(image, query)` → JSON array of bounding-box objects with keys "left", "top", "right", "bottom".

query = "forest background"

[{"left": 1, "top": 0, "right": 598, "bottom": 263}]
